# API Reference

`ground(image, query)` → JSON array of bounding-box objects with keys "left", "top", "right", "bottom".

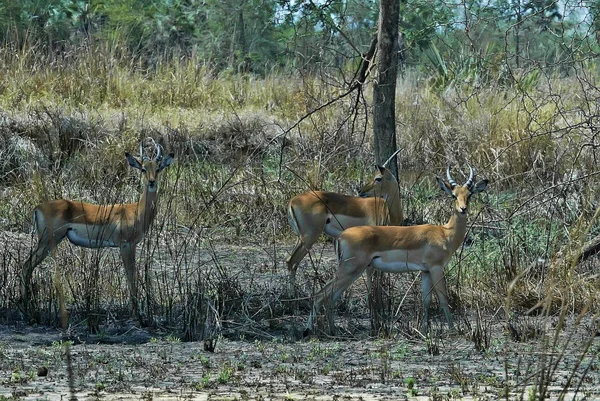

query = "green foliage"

[
  {"left": 0, "top": 0, "right": 597, "bottom": 79},
  {"left": 400, "top": 0, "right": 453, "bottom": 50}
]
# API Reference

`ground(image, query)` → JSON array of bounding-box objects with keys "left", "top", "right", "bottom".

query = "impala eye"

[{"left": 375, "top": 177, "right": 382, "bottom": 182}]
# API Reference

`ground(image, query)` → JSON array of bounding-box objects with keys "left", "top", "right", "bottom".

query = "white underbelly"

[
  {"left": 370, "top": 249, "right": 428, "bottom": 273},
  {"left": 66, "top": 226, "right": 119, "bottom": 248}
]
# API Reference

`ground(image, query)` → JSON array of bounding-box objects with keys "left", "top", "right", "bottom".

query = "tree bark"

[
  {"left": 370, "top": 0, "right": 400, "bottom": 335},
  {"left": 373, "top": 0, "right": 400, "bottom": 180}
]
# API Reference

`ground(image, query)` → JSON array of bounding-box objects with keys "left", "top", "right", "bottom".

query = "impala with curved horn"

[
  {"left": 286, "top": 150, "right": 403, "bottom": 293},
  {"left": 20, "top": 140, "right": 174, "bottom": 325},
  {"left": 305, "top": 165, "right": 488, "bottom": 334}
]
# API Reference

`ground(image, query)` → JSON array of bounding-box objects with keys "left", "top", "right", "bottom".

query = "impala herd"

[{"left": 19, "top": 140, "right": 488, "bottom": 335}]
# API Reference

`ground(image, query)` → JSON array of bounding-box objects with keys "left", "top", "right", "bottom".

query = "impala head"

[
  {"left": 125, "top": 140, "right": 174, "bottom": 192},
  {"left": 437, "top": 165, "right": 488, "bottom": 216},
  {"left": 358, "top": 149, "right": 401, "bottom": 198}
]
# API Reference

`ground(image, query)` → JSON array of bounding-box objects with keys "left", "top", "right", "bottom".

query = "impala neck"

[
  {"left": 444, "top": 209, "right": 469, "bottom": 254},
  {"left": 137, "top": 183, "right": 159, "bottom": 233},
  {"left": 383, "top": 185, "right": 403, "bottom": 226}
]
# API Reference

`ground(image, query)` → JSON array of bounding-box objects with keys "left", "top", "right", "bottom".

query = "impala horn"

[
  {"left": 465, "top": 164, "right": 475, "bottom": 189},
  {"left": 149, "top": 137, "right": 163, "bottom": 161},
  {"left": 446, "top": 165, "right": 457, "bottom": 189},
  {"left": 139, "top": 141, "right": 144, "bottom": 161},
  {"left": 382, "top": 148, "right": 402, "bottom": 168}
]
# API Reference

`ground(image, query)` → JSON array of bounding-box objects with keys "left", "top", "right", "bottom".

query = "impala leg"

[
  {"left": 286, "top": 239, "right": 309, "bottom": 294},
  {"left": 420, "top": 271, "right": 433, "bottom": 332},
  {"left": 306, "top": 277, "right": 333, "bottom": 335},
  {"left": 305, "top": 260, "right": 366, "bottom": 336},
  {"left": 430, "top": 266, "right": 453, "bottom": 329},
  {"left": 21, "top": 231, "right": 64, "bottom": 317},
  {"left": 360, "top": 265, "right": 376, "bottom": 318},
  {"left": 365, "top": 266, "right": 374, "bottom": 294},
  {"left": 286, "top": 202, "right": 327, "bottom": 296},
  {"left": 286, "top": 232, "right": 320, "bottom": 295},
  {"left": 120, "top": 242, "right": 142, "bottom": 325}
]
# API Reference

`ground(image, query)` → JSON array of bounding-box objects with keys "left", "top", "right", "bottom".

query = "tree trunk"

[
  {"left": 373, "top": 0, "right": 400, "bottom": 180},
  {"left": 370, "top": 0, "right": 400, "bottom": 335}
]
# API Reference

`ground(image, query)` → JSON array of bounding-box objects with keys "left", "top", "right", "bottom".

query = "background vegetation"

[{"left": 0, "top": 0, "right": 598, "bottom": 352}]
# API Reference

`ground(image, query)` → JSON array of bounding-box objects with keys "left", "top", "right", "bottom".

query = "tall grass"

[{"left": 0, "top": 38, "right": 598, "bottom": 360}]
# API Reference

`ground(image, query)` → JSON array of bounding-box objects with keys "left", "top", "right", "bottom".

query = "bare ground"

[
  {"left": 0, "top": 318, "right": 599, "bottom": 400},
  {"left": 0, "top": 238, "right": 599, "bottom": 400}
]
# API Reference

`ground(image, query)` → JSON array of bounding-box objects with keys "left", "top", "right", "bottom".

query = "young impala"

[
  {"left": 20, "top": 141, "right": 174, "bottom": 325},
  {"left": 305, "top": 165, "right": 488, "bottom": 334},
  {"left": 286, "top": 150, "right": 403, "bottom": 292}
]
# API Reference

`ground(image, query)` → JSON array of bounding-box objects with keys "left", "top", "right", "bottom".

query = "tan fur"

[
  {"left": 306, "top": 176, "right": 488, "bottom": 333},
  {"left": 286, "top": 166, "right": 403, "bottom": 292},
  {"left": 21, "top": 151, "right": 174, "bottom": 325}
]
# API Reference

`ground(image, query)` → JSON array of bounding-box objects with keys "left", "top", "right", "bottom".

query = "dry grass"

[{"left": 0, "top": 42, "right": 597, "bottom": 362}]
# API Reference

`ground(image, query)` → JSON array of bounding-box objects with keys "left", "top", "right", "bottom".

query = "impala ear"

[
  {"left": 470, "top": 179, "right": 489, "bottom": 195},
  {"left": 436, "top": 176, "right": 454, "bottom": 196},
  {"left": 159, "top": 153, "right": 174, "bottom": 171},
  {"left": 125, "top": 153, "right": 143, "bottom": 170}
]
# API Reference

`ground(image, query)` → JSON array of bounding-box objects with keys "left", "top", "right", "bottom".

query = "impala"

[
  {"left": 286, "top": 150, "right": 403, "bottom": 292},
  {"left": 20, "top": 140, "right": 174, "bottom": 325},
  {"left": 305, "top": 165, "right": 488, "bottom": 334}
]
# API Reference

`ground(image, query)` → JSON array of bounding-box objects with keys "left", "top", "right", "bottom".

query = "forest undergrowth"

[{"left": 0, "top": 43, "right": 598, "bottom": 346}]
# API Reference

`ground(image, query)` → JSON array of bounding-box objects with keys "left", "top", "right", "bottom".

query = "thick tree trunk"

[
  {"left": 370, "top": 0, "right": 400, "bottom": 335},
  {"left": 373, "top": 0, "right": 400, "bottom": 180}
]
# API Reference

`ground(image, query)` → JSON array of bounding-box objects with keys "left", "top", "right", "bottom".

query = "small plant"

[
  {"left": 199, "top": 354, "right": 210, "bottom": 369},
  {"left": 274, "top": 364, "right": 290, "bottom": 374},
  {"left": 320, "top": 363, "right": 332, "bottom": 375},
  {"left": 11, "top": 371, "right": 25, "bottom": 384},
  {"left": 216, "top": 363, "right": 234, "bottom": 384},
  {"left": 194, "top": 373, "right": 212, "bottom": 389},
  {"left": 527, "top": 386, "right": 538, "bottom": 401},
  {"left": 165, "top": 334, "right": 181, "bottom": 343},
  {"left": 279, "top": 352, "right": 291, "bottom": 363},
  {"left": 52, "top": 340, "right": 74, "bottom": 353},
  {"left": 308, "top": 340, "right": 338, "bottom": 361},
  {"left": 391, "top": 342, "right": 409, "bottom": 360},
  {"left": 405, "top": 376, "right": 418, "bottom": 397}
]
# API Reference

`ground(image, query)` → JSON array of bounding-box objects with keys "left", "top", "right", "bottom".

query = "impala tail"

[
  {"left": 287, "top": 202, "right": 301, "bottom": 237},
  {"left": 30, "top": 209, "right": 39, "bottom": 235}
]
